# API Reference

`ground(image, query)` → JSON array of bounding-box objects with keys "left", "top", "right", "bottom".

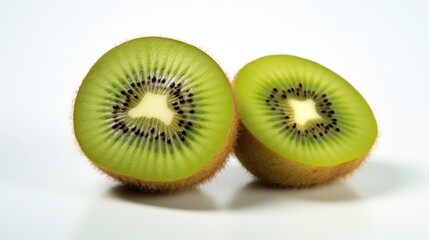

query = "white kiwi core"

[
  {"left": 128, "top": 92, "right": 175, "bottom": 125},
  {"left": 288, "top": 99, "right": 322, "bottom": 125}
]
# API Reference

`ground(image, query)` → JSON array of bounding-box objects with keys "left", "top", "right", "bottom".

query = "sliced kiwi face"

[
  {"left": 234, "top": 55, "right": 377, "bottom": 187},
  {"left": 74, "top": 37, "right": 237, "bottom": 191}
]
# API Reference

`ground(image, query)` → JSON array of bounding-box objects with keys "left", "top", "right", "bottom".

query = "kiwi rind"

[{"left": 234, "top": 125, "right": 367, "bottom": 188}]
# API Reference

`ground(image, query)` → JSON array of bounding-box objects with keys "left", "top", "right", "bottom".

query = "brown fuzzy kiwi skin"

[
  {"left": 73, "top": 89, "right": 239, "bottom": 192},
  {"left": 234, "top": 125, "right": 370, "bottom": 188}
]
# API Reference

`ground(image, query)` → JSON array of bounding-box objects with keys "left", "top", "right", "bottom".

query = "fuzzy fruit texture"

[
  {"left": 74, "top": 37, "right": 238, "bottom": 191},
  {"left": 233, "top": 55, "right": 377, "bottom": 187}
]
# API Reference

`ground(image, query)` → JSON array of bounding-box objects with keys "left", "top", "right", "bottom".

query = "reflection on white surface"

[{"left": 70, "top": 159, "right": 426, "bottom": 240}]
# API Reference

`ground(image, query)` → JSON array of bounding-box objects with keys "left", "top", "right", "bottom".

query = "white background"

[{"left": 1, "top": 0, "right": 428, "bottom": 239}]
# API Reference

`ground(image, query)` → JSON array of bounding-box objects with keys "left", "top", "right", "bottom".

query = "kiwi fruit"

[
  {"left": 73, "top": 37, "right": 238, "bottom": 191},
  {"left": 233, "top": 55, "right": 377, "bottom": 188}
]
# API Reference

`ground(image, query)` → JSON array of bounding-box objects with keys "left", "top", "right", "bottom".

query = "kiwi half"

[
  {"left": 234, "top": 55, "right": 377, "bottom": 187},
  {"left": 73, "top": 37, "right": 237, "bottom": 191}
]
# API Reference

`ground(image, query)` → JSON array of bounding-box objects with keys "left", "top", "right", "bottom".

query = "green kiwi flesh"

[
  {"left": 234, "top": 55, "right": 377, "bottom": 187},
  {"left": 74, "top": 37, "right": 237, "bottom": 191}
]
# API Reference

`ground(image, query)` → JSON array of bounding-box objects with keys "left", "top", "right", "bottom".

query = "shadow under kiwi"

[
  {"left": 227, "top": 158, "right": 415, "bottom": 208},
  {"left": 107, "top": 184, "right": 218, "bottom": 211}
]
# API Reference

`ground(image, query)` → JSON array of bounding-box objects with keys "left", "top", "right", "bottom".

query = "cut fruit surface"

[
  {"left": 74, "top": 37, "right": 236, "bottom": 190},
  {"left": 234, "top": 55, "right": 377, "bottom": 167}
]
